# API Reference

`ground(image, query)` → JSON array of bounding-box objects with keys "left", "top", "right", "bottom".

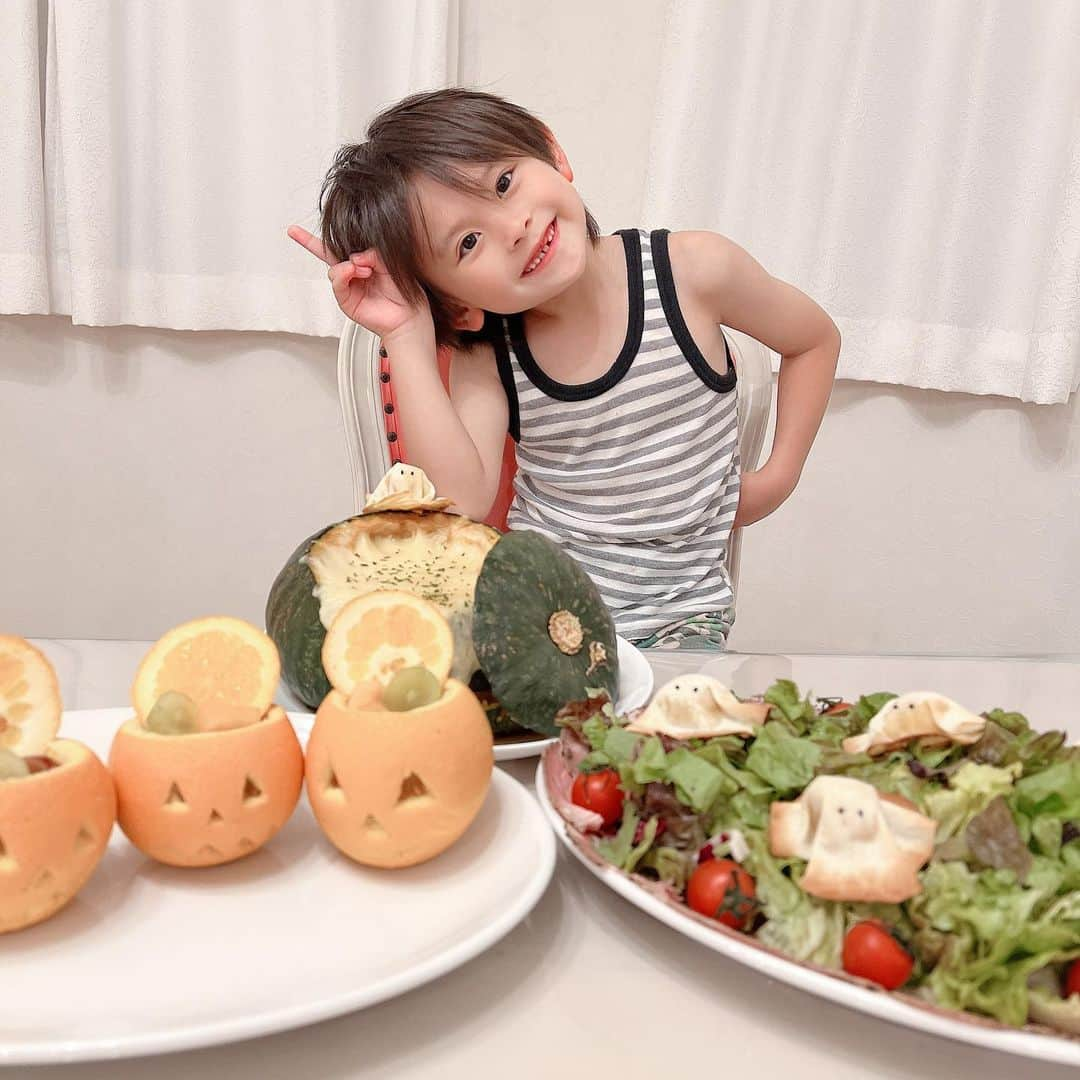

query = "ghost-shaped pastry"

[
  {"left": 769, "top": 776, "right": 936, "bottom": 903},
  {"left": 625, "top": 675, "right": 770, "bottom": 740},
  {"left": 841, "top": 692, "right": 986, "bottom": 757},
  {"left": 363, "top": 463, "right": 452, "bottom": 514}
]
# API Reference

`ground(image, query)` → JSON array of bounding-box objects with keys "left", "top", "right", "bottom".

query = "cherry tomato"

[
  {"left": 571, "top": 769, "right": 624, "bottom": 826},
  {"left": 822, "top": 700, "right": 855, "bottom": 716},
  {"left": 842, "top": 921, "right": 914, "bottom": 990},
  {"left": 686, "top": 859, "right": 757, "bottom": 930},
  {"left": 1064, "top": 960, "right": 1080, "bottom": 999}
]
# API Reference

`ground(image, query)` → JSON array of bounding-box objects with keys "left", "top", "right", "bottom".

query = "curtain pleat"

[
  {"left": 1, "top": 0, "right": 457, "bottom": 337},
  {"left": 644, "top": 0, "right": 1080, "bottom": 403}
]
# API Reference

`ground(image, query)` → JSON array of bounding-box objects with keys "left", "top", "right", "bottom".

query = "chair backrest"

[{"left": 337, "top": 320, "right": 773, "bottom": 591}]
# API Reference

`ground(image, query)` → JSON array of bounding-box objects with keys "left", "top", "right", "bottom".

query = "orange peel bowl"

[
  {"left": 0, "top": 740, "right": 116, "bottom": 934},
  {"left": 306, "top": 679, "right": 493, "bottom": 869},
  {"left": 109, "top": 705, "right": 303, "bottom": 867}
]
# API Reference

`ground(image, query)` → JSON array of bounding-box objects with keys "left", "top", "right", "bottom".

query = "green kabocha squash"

[
  {"left": 265, "top": 466, "right": 499, "bottom": 709},
  {"left": 472, "top": 530, "right": 619, "bottom": 737}
]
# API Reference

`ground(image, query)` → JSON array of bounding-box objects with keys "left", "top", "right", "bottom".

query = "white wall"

[
  {"left": 2, "top": 316, "right": 348, "bottom": 639},
  {"left": 2, "top": 0, "right": 1077, "bottom": 655}
]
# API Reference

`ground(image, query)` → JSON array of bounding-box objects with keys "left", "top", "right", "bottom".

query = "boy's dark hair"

[{"left": 319, "top": 88, "right": 601, "bottom": 350}]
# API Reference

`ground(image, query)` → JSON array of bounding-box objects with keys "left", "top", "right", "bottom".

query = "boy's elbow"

[
  {"left": 452, "top": 498, "right": 495, "bottom": 522},
  {"left": 448, "top": 477, "right": 499, "bottom": 523},
  {"left": 826, "top": 318, "right": 841, "bottom": 353}
]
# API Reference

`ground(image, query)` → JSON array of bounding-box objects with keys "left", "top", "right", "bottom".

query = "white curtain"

[
  {"left": 1, "top": 0, "right": 457, "bottom": 338},
  {"left": 0, "top": 0, "right": 49, "bottom": 316},
  {"left": 643, "top": 0, "right": 1080, "bottom": 405}
]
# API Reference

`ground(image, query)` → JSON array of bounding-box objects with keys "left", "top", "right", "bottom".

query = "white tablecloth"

[{"left": 20, "top": 640, "right": 1080, "bottom": 1080}]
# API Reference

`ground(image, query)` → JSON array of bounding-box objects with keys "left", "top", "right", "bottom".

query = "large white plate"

[
  {"left": 492, "top": 635, "right": 655, "bottom": 762},
  {"left": 535, "top": 758, "right": 1080, "bottom": 1068},
  {"left": 0, "top": 709, "right": 555, "bottom": 1065}
]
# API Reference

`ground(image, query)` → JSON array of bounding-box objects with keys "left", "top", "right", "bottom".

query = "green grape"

[
  {"left": 382, "top": 667, "right": 442, "bottom": 712},
  {"left": 145, "top": 691, "right": 199, "bottom": 735}
]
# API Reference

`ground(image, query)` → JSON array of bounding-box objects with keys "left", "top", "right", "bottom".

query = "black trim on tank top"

[
  {"left": 650, "top": 229, "right": 738, "bottom": 394},
  {"left": 505, "top": 228, "right": 645, "bottom": 402},
  {"left": 487, "top": 316, "right": 521, "bottom": 443}
]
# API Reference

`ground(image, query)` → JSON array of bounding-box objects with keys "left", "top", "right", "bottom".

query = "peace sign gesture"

[{"left": 286, "top": 225, "right": 432, "bottom": 342}]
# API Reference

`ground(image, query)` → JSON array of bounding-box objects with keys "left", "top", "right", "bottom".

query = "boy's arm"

[
  {"left": 674, "top": 231, "right": 841, "bottom": 527},
  {"left": 387, "top": 330, "right": 508, "bottom": 520},
  {"left": 445, "top": 346, "right": 511, "bottom": 518}
]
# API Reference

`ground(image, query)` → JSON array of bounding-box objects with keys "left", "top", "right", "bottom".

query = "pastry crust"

[
  {"left": 769, "top": 775, "right": 936, "bottom": 903},
  {"left": 626, "top": 675, "right": 770, "bottom": 740},
  {"left": 842, "top": 691, "right": 987, "bottom": 756}
]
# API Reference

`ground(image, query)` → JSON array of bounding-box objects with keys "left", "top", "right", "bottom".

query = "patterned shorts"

[{"left": 628, "top": 609, "right": 734, "bottom": 651}]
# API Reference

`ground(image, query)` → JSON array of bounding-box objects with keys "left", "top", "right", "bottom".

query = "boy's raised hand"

[{"left": 287, "top": 225, "right": 432, "bottom": 344}]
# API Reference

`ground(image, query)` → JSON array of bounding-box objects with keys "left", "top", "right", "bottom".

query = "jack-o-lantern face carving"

[
  {"left": 0, "top": 740, "right": 116, "bottom": 934},
  {"left": 306, "top": 680, "right": 493, "bottom": 868},
  {"left": 109, "top": 706, "right": 303, "bottom": 867}
]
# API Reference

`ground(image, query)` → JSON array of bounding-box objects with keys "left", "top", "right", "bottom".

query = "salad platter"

[{"left": 539, "top": 678, "right": 1080, "bottom": 1066}]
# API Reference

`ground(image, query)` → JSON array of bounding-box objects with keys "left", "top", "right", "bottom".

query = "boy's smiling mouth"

[{"left": 521, "top": 220, "right": 558, "bottom": 276}]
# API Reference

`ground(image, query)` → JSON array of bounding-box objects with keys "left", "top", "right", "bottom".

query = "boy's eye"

[
  {"left": 495, "top": 170, "right": 513, "bottom": 195},
  {"left": 459, "top": 232, "right": 479, "bottom": 257}
]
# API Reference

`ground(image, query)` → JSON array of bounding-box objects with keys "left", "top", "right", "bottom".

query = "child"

[{"left": 288, "top": 89, "right": 839, "bottom": 650}]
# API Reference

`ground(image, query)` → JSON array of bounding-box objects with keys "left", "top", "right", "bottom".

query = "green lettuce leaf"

[
  {"left": 628, "top": 735, "right": 669, "bottom": 785},
  {"left": 596, "top": 805, "right": 658, "bottom": 873},
  {"left": 665, "top": 749, "right": 728, "bottom": 813},
  {"left": 1031, "top": 816, "right": 1064, "bottom": 858},
  {"left": 639, "top": 845, "right": 695, "bottom": 891},
  {"left": 1014, "top": 758, "right": 1080, "bottom": 820},
  {"left": 725, "top": 789, "right": 772, "bottom": 831},
  {"left": 908, "top": 860, "right": 1080, "bottom": 1026},
  {"left": 983, "top": 707, "right": 1030, "bottom": 736},
  {"left": 744, "top": 832, "right": 845, "bottom": 967},
  {"left": 745, "top": 722, "right": 823, "bottom": 795},
  {"left": 921, "top": 761, "right": 1021, "bottom": 841},
  {"left": 764, "top": 679, "right": 818, "bottom": 734}
]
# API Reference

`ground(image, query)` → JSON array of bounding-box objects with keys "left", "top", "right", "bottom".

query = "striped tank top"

[{"left": 491, "top": 228, "right": 740, "bottom": 649}]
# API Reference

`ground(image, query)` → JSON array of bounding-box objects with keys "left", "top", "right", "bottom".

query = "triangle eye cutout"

[
  {"left": 397, "top": 773, "right": 431, "bottom": 804},
  {"left": 164, "top": 782, "right": 187, "bottom": 807},
  {"left": 0, "top": 836, "right": 7, "bottom": 860},
  {"left": 242, "top": 776, "right": 263, "bottom": 802}
]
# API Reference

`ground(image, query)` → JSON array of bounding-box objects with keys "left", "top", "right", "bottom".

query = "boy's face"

[{"left": 411, "top": 155, "right": 590, "bottom": 321}]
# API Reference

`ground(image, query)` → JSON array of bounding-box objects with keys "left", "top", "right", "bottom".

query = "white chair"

[{"left": 337, "top": 321, "right": 773, "bottom": 594}]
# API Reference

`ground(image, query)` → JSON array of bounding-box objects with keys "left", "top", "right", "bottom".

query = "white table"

[{"left": 23, "top": 640, "right": 1080, "bottom": 1080}]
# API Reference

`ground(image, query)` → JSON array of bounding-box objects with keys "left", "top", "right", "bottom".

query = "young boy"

[{"left": 289, "top": 89, "right": 839, "bottom": 649}]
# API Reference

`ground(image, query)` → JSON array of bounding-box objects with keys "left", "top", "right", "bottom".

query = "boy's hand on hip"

[
  {"left": 287, "top": 225, "right": 434, "bottom": 345},
  {"left": 733, "top": 463, "right": 797, "bottom": 528}
]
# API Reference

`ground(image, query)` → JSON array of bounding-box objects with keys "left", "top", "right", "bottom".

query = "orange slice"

[
  {"left": 321, "top": 590, "right": 454, "bottom": 695},
  {"left": 0, "top": 636, "right": 62, "bottom": 755},
  {"left": 132, "top": 617, "right": 280, "bottom": 732}
]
